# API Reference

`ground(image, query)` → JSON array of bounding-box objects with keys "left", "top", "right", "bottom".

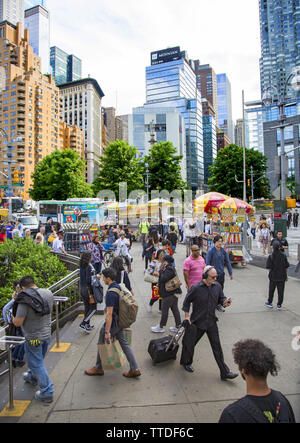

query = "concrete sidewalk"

[{"left": 1, "top": 242, "right": 300, "bottom": 423}]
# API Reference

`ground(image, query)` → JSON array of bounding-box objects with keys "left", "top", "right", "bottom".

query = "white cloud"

[{"left": 47, "top": 0, "right": 261, "bottom": 122}]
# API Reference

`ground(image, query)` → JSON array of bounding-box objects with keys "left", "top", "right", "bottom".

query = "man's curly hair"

[{"left": 232, "top": 339, "right": 280, "bottom": 379}]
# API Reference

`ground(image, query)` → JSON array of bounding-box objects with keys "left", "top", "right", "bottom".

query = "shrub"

[{"left": 0, "top": 238, "right": 69, "bottom": 316}]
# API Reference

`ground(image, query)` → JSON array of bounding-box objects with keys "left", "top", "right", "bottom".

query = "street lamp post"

[{"left": 262, "top": 67, "right": 300, "bottom": 200}]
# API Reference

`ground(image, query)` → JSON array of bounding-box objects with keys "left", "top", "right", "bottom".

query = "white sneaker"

[
  {"left": 170, "top": 327, "right": 180, "bottom": 333},
  {"left": 151, "top": 325, "right": 165, "bottom": 333},
  {"left": 147, "top": 305, "right": 152, "bottom": 312}
]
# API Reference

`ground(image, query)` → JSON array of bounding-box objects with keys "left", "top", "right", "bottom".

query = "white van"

[{"left": 12, "top": 214, "right": 39, "bottom": 235}]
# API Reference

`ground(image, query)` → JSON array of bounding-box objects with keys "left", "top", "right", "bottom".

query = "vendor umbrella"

[
  {"left": 194, "top": 192, "right": 230, "bottom": 213},
  {"left": 218, "top": 197, "right": 252, "bottom": 214}
]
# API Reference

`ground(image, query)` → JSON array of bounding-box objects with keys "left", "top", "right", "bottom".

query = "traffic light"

[
  {"left": 12, "top": 170, "right": 19, "bottom": 184},
  {"left": 247, "top": 179, "right": 251, "bottom": 187}
]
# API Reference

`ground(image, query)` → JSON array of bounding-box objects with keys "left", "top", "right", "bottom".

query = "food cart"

[{"left": 194, "top": 193, "right": 253, "bottom": 266}]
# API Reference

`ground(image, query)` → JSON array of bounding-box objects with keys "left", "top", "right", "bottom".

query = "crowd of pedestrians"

[{"left": 1, "top": 214, "right": 298, "bottom": 422}]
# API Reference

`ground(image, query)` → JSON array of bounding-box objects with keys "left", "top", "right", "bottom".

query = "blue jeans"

[{"left": 24, "top": 338, "right": 54, "bottom": 398}]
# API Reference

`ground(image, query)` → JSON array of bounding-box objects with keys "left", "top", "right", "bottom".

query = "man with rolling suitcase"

[{"left": 179, "top": 266, "right": 238, "bottom": 381}]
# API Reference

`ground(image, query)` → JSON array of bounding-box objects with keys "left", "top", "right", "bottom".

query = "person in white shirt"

[
  {"left": 113, "top": 231, "right": 132, "bottom": 272},
  {"left": 52, "top": 231, "right": 67, "bottom": 255}
]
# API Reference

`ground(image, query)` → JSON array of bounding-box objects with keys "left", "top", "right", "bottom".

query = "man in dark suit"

[{"left": 180, "top": 266, "right": 238, "bottom": 381}]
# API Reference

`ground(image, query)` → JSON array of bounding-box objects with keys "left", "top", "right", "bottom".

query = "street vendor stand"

[
  {"left": 194, "top": 193, "right": 253, "bottom": 266},
  {"left": 61, "top": 223, "right": 97, "bottom": 255}
]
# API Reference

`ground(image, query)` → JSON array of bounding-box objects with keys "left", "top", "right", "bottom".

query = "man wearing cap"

[{"left": 180, "top": 265, "right": 238, "bottom": 381}]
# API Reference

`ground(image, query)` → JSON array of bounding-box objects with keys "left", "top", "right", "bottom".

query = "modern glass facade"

[
  {"left": 144, "top": 57, "right": 203, "bottom": 192},
  {"left": 0, "top": 0, "right": 24, "bottom": 27},
  {"left": 50, "top": 46, "right": 82, "bottom": 86},
  {"left": 245, "top": 106, "right": 264, "bottom": 153},
  {"left": 129, "top": 106, "right": 187, "bottom": 182},
  {"left": 25, "top": 5, "right": 50, "bottom": 73},
  {"left": 259, "top": 0, "right": 300, "bottom": 102},
  {"left": 217, "top": 73, "right": 234, "bottom": 143},
  {"left": 203, "top": 114, "right": 217, "bottom": 183}
]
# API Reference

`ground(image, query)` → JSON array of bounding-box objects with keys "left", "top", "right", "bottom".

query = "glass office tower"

[
  {"left": 217, "top": 73, "right": 234, "bottom": 143},
  {"left": 144, "top": 47, "right": 204, "bottom": 192},
  {"left": 25, "top": 4, "right": 50, "bottom": 73},
  {"left": 259, "top": 0, "right": 300, "bottom": 102},
  {"left": 0, "top": 0, "right": 24, "bottom": 26},
  {"left": 50, "top": 46, "right": 82, "bottom": 85}
]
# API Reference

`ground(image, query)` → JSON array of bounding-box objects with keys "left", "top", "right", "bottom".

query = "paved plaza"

[{"left": 0, "top": 241, "right": 300, "bottom": 423}]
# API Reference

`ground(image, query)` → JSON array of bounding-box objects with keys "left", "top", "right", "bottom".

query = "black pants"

[
  {"left": 217, "top": 273, "right": 225, "bottom": 290},
  {"left": 80, "top": 287, "right": 97, "bottom": 325},
  {"left": 160, "top": 295, "right": 181, "bottom": 328},
  {"left": 180, "top": 322, "right": 230, "bottom": 377},
  {"left": 268, "top": 280, "right": 285, "bottom": 306}
]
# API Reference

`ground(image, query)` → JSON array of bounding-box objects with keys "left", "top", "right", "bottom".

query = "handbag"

[
  {"left": 151, "top": 285, "right": 159, "bottom": 300},
  {"left": 165, "top": 275, "right": 182, "bottom": 292},
  {"left": 89, "top": 294, "right": 96, "bottom": 304},
  {"left": 91, "top": 275, "right": 104, "bottom": 304},
  {"left": 144, "top": 270, "right": 158, "bottom": 284},
  {"left": 98, "top": 340, "right": 126, "bottom": 370}
]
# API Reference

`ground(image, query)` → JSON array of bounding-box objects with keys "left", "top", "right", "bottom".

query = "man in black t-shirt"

[
  {"left": 219, "top": 339, "right": 295, "bottom": 423},
  {"left": 271, "top": 231, "right": 288, "bottom": 253},
  {"left": 84, "top": 267, "right": 141, "bottom": 379}
]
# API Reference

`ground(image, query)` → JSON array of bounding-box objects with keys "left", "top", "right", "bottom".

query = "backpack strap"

[
  {"left": 237, "top": 397, "right": 270, "bottom": 423},
  {"left": 237, "top": 391, "right": 287, "bottom": 423}
]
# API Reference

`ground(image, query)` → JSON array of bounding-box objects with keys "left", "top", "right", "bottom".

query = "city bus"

[{"left": 36, "top": 199, "right": 106, "bottom": 225}]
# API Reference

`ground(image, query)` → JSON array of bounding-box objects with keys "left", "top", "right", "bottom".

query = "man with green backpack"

[{"left": 84, "top": 267, "right": 141, "bottom": 378}]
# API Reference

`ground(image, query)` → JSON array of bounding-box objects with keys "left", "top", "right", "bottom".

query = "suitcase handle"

[{"left": 165, "top": 327, "right": 185, "bottom": 352}]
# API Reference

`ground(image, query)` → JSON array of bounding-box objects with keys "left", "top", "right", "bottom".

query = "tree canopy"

[
  {"left": 144, "top": 141, "right": 188, "bottom": 193},
  {"left": 92, "top": 140, "right": 145, "bottom": 200},
  {"left": 208, "top": 144, "right": 271, "bottom": 200},
  {"left": 29, "top": 149, "right": 93, "bottom": 201}
]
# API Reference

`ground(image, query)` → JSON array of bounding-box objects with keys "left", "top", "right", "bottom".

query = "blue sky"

[{"left": 47, "top": 0, "right": 261, "bottom": 122}]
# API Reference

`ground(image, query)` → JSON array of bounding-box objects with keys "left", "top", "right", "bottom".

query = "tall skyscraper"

[
  {"left": 50, "top": 46, "right": 82, "bottom": 85},
  {"left": 59, "top": 78, "right": 104, "bottom": 183},
  {"left": 259, "top": 0, "right": 300, "bottom": 102},
  {"left": 0, "top": 21, "right": 59, "bottom": 199},
  {"left": 194, "top": 62, "right": 218, "bottom": 123},
  {"left": 144, "top": 46, "right": 204, "bottom": 192},
  {"left": 0, "top": 0, "right": 24, "bottom": 27},
  {"left": 24, "top": 4, "right": 50, "bottom": 73},
  {"left": 217, "top": 73, "right": 234, "bottom": 143},
  {"left": 202, "top": 99, "right": 217, "bottom": 185}
]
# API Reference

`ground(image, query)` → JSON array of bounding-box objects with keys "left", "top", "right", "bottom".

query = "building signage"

[{"left": 151, "top": 46, "right": 184, "bottom": 65}]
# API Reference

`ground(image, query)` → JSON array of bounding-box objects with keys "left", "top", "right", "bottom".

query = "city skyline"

[{"left": 47, "top": 0, "right": 261, "bottom": 123}]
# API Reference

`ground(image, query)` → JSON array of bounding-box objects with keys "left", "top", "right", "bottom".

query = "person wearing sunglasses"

[{"left": 179, "top": 266, "right": 238, "bottom": 381}]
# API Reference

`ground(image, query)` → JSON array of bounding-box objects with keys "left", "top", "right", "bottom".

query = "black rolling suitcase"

[{"left": 148, "top": 327, "right": 185, "bottom": 366}]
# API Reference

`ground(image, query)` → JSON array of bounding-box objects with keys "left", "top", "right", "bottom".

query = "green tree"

[
  {"left": 92, "top": 140, "right": 145, "bottom": 199},
  {"left": 0, "top": 238, "right": 68, "bottom": 316},
  {"left": 208, "top": 144, "right": 271, "bottom": 199},
  {"left": 144, "top": 141, "right": 188, "bottom": 193},
  {"left": 29, "top": 149, "right": 93, "bottom": 201}
]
